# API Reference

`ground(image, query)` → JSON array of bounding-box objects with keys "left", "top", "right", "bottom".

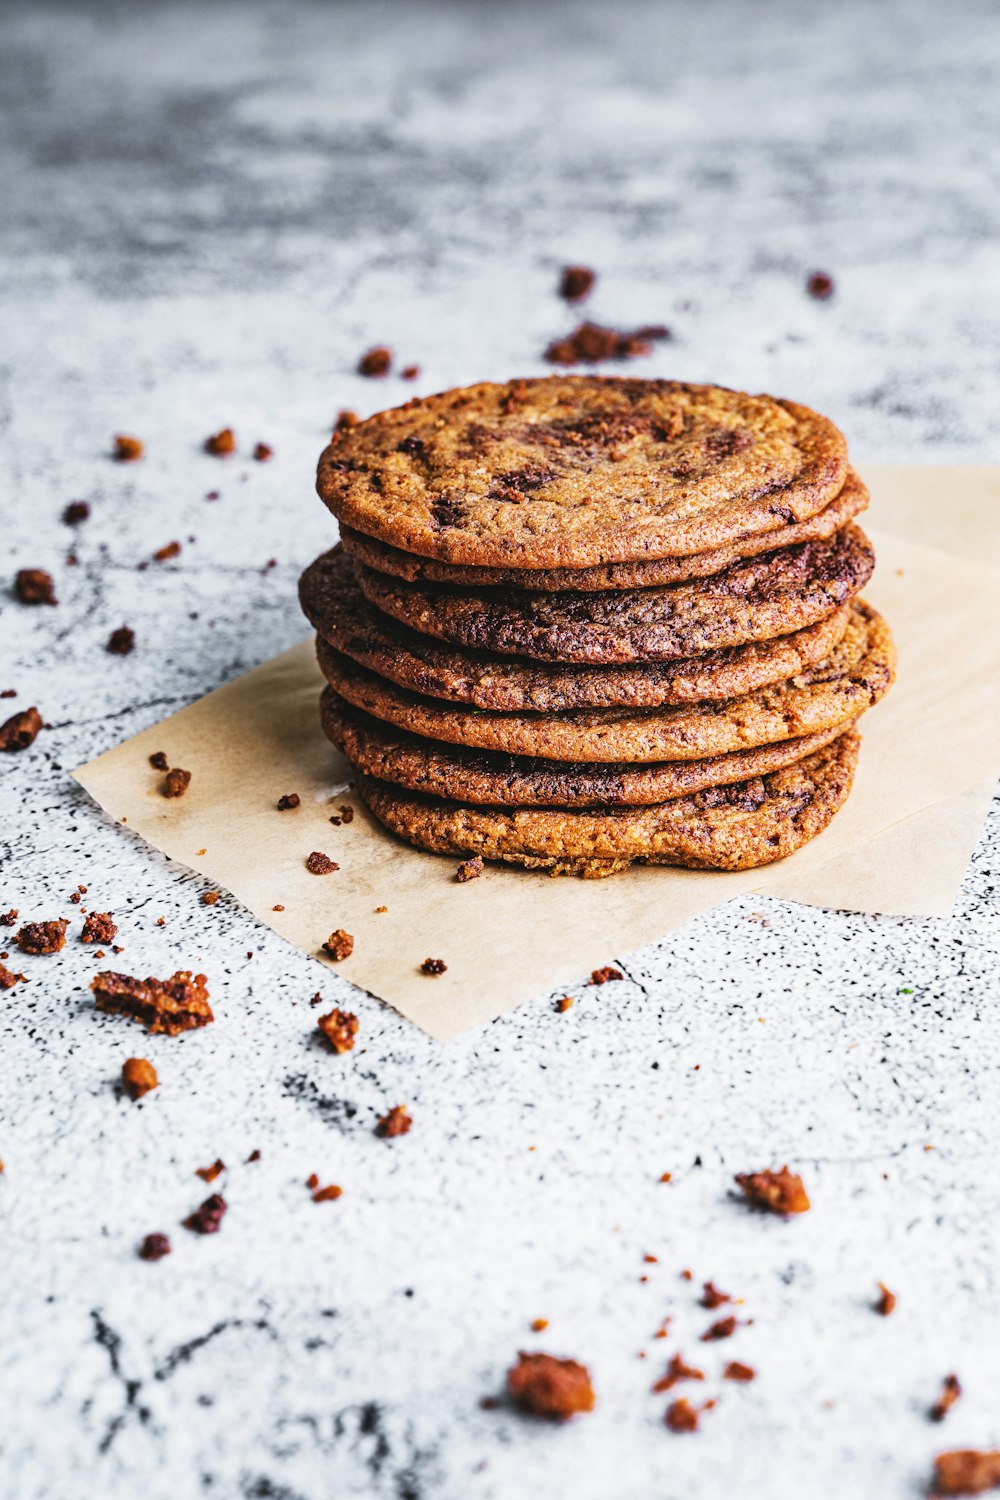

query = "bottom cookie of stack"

[{"left": 344, "top": 731, "right": 861, "bottom": 878}]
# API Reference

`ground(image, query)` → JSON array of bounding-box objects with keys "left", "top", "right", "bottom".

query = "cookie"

[
  {"left": 299, "top": 545, "right": 851, "bottom": 712},
  {"left": 321, "top": 688, "right": 852, "bottom": 807},
  {"left": 338, "top": 468, "right": 869, "bottom": 592},
  {"left": 353, "top": 730, "right": 861, "bottom": 875},
  {"left": 352, "top": 524, "right": 875, "bottom": 665},
  {"left": 315, "top": 600, "right": 894, "bottom": 763},
  {"left": 316, "top": 376, "right": 848, "bottom": 569}
]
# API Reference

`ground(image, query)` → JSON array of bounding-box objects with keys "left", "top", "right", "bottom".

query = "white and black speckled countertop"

[{"left": 2, "top": 3, "right": 1000, "bottom": 1497}]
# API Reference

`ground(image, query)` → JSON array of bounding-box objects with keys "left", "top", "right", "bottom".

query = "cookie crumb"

[
  {"left": 875, "top": 1281, "right": 897, "bottom": 1317},
  {"left": 723, "top": 1361, "right": 756, "bottom": 1383},
  {"left": 555, "top": 996, "right": 573, "bottom": 1013},
  {"left": 375, "top": 1105, "right": 413, "bottom": 1138},
  {"left": 15, "top": 919, "right": 68, "bottom": 956},
  {"left": 63, "top": 501, "right": 91, "bottom": 525},
  {"left": 700, "top": 1315, "right": 738, "bottom": 1342},
  {"left": 204, "top": 428, "right": 236, "bottom": 456},
  {"left": 545, "top": 321, "right": 668, "bottom": 366},
  {"left": 153, "top": 540, "right": 181, "bottom": 563},
  {"left": 932, "top": 1450, "right": 1000, "bottom": 1496},
  {"left": 358, "top": 346, "right": 392, "bottom": 377},
  {"left": 701, "top": 1281, "right": 732, "bottom": 1310},
  {"left": 455, "top": 855, "right": 483, "bottom": 883},
  {"left": 806, "top": 270, "right": 835, "bottom": 300},
  {"left": 92, "top": 970, "right": 213, "bottom": 1035},
  {"left": 183, "top": 1193, "right": 227, "bottom": 1234},
  {"left": 930, "top": 1374, "right": 962, "bottom": 1423},
  {"left": 400, "top": 364, "right": 420, "bottom": 380},
  {"left": 15, "top": 568, "right": 57, "bottom": 606},
  {"left": 195, "top": 1159, "right": 225, "bottom": 1184},
  {"left": 138, "top": 1232, "right": 171, "bottom": 1261},
  {"left": 735, "top": 1166, "right": 810, "bottom": 1215},
  {"left": 163, "top": 767, "right": 191, "bottom": 798},
  {"left": 322, "top": 929, "right": 354, "bottom": 961},
  {"left": 530, "top": 1318, "right": 549, "bottom": 1333},
  {"left": 306, "top": 1173, "right": 319, "bottom": 1190},
  {"left": 277, "top": 792, "right": 300, "bottom": 810},
  {"left": 122, "top": 1057, "right": 158, "bottom": 1100},
  {"left": 81, "top": 912, "right": 117, "bottom": 944},
  {"left": 1, "top": 911, "right": 18, "bottom": 927},
  {"left": 272, "top": 904, "right": 284, "bottom": 911},
  {"left": 420, "top": 957, "right": 447, "bottom": 975},
  {"left": 375, "top": 905, "right": 388, "bottom": 913},
  {"left": 312, "top": 1183, "right": 343, "bottom": 1203},
  {"left": 507, "top": 1352, "right": 595, "bottom": 1420},
  {"left": 589, "top": 966, "right": 623, "bottom": 985},
  {"left": 559, "top": 265, "right": 596, "bottom": 302},
  {"left": 253, "top": 442, "right": 273, "bottom": 462},
  {"left": 0, "top": 961, "right": 27, "bottom": 990},
  {"left": 113, "top": 434, "right": 144, "bottom": 462},
  {"left": 246, "top": 1149, "right": 261, "bottom": 1163},
  {"left": 339, "top": 804, "right": 354, "bottom": 823},
  {"left": 305, "top": 851, "right": 338, "bottom": 875},
  {"left": 318, "top": 1006, "right": 359, "bottom": 1053},
  {"left": 106, "top": 626, "right": 135, "bottom": 655},
  {"left": 652, "top": 1352, "right": 705, "bottom": 1393},
  {"left": 201, "top": 891, "right": 219, "bottom": 906},
  {"left": 0, "top": 706, "right": 42, "bottom": 752},
  {"left": 149, "top": 751, "right": 168, "bottom": 771},
  {"left": 664, "top": 1397, "right": 704, "bottom": 1433}
]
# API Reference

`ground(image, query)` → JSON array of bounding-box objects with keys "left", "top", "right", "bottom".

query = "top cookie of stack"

[{"left": 302, "top": 376, "right": 894, "bottom": 877}]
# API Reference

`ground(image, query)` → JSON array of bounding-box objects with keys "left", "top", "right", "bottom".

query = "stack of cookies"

[{"left": 300, "top": 377, "right": 894, "bottom": 877}]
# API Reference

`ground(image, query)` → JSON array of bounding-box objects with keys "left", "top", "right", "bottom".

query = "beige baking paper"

[{"left": 73, "top": 467, "right": 1000, "bottom": 1040}]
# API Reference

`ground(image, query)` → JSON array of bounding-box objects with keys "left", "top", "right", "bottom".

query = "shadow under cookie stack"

[{"left": 300, "top": 377, "right": 894, "bottom": 877}]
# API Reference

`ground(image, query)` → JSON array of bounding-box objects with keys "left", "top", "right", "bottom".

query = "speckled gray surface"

[{"left": 2, "top": 2, "right": 1000, "bottom": 1497}]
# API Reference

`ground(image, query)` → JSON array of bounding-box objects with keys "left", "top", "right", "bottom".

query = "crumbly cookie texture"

[
  {"left": 351, "top": 524, "right": 874, "bottom": 665},
  {"left": 339, "top": 467, "right": 869, "bottom": 592},
  {"left": 316, "top": 376, "right": 848, "bottom": 569},
  {"left": 354, "top": 731, "right": 861, "bottom": 876},
  {"left": 321, "top": 689, "right": 850, "bottom": 807},
  {"left": 316, "top": 601, "right": 894, "bottom": 764},
  {"left": 300, "top": 546, "right": 850, "bottom": 712}
]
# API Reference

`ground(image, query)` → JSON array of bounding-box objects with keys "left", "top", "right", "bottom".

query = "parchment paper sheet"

[{"left": 73, "top": 467, "right": 1000, "bottom": 1040}]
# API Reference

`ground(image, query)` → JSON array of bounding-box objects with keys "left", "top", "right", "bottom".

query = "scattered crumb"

[
  {"left": 81, "top": 912, "right": 117, "bottom": 945},
  {"left": 339, "top": 804, "right": 354, "bottom": 823},
  {"left": 420, "top": 957, "right": 447, "bottom": 975},
  {"left": 253, "top": 442, "right": 273, "bottom": 462},
  {"left": 317, "top": 1007, "right": 359, "bottom": 1053},
  {"left": 122, "top": 1057, "right": 158, "bottom": 1100},
  {"left": 201, "top": 891, "right": 219, "bottom": 906},
  {"left": 700, "top": 1315, "right": 738, "bottom": 1342},
  {"left": 358, "top": 346, "right": 392, "bottom": 377},
  {"left": 559, "top": 265, "right": 596, "bottom": 302},
  {"left": 931, "top": 1374, "right": 963, "bottom": 1423},
  {"left": 375, "top": 1105, "right": 413, "bottom": 1138},
  {"left": 664, "top": 1397, "right": 707, "bottom": 1433},
  {"left": 680, "top": 1269, "right": 693, "bottom": 1280},
  {"left": 806, "top": 270, "right": 835, "bottom": 300},
  {"left": 555, "top": 996, "right": 573, "bottom": 1013},
  {"left": 588, "top": 966, "right": 623, "bottom": 985},
  {"left": 153, "top": 540, "right": 181, "bottom": 563},
  {"left": 652, "top": 1353, "right": 705, "bottom": 1393},
  {"left": 63, "top": 500, "right": 90, "bottom": 525},
  {"left": 91, "top": 970, "right": 213, "bottom": 1035},
  {"left": 701, "top": 1281, "right": 732, "bottom": 1310},
  {"left": 113, "top": 434, "right": 144, "bottom": 462},
  {"left": 272, "top": 904, "right": 284, "bottom": 912},
  {"left": 149, "top": 751, "right": 168, "bottom": 771},
  {"left": 530, "top": 1318, "right": 549, "bottom": 1333},
  {"left": 545, "top": 321, "right": 669, "bottom": 366},
  {"left": 400, "top": 364, "right": 420, "bottom": 380},
  {"left": 374, "top": 905, "right": 387, "bottom": 914},
  {"left": 0, "top": 706, "right": 43, "bottom": 752},
  {"left": 456, "top": 855, "right": 483, "bottom": 883},
  {"left": 659, "top": 1172, "right": 673, "bottom": 1184},
  {"left": 183, "top": 1193, "right": 227, "bottom": 1234},
  {"left": 322, "top": 929, "right": 354, "bottom": 961},
  {"left": 276, "top": 793, "right": 301, "bottom": 810},
  {"left": 506, "top": 1352, "right": 595, "bottom": 1420},
  {"left": 195, "top": 1159, "right": 225, "bottom": 1184},
  {"left": 106, "top": 626, "right": 135, "bottom": 655},
  {"left": 246, "top": 1149, "right": 261, "bottom": 1163},
  {"left": 15, "top": 919, "right": 68, "bottom": 956},
  {"left": 0, "top": 911, "right": 16, "bottom": 926},
  {"left": 204, "top": 428, "right": 236, "bottom": 456},
  {"left": 723, "top": 1361, "right": 756, "bottom": 1383},
  {"left": 0, "top": 961, "right": 27, "bottom": 990},
  {"left": 15, "top": 568, "right": 57, "bottom": 606},
  {"left": 932, "top": 1450, "right": 1000, "bottom": 1496},
  {"left": 138, "top": 1232, "right": 171, "bottom": 1261},
  {"left": 312, "top": 1183, "right": 343, "bottom": 1203},
  {"left": 875, "top": 1281, "right": 897, "bottom": 1317},
  {"left": 735, "top": 1166, "right": 811, "bottom": 1215},
  {"left": 163, "top": 767, "right": 191, "bottom": 798},
  {"left": 306, "top": 1173, "right": 319, "bottom": 1190},
  {"left": 305, "top": 851, "right": 338, "bottom": 875}
]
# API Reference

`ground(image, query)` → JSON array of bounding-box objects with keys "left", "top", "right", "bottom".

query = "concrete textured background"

[{"left": 2, "top": 2, "right": 999, "bottom": 1497}]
